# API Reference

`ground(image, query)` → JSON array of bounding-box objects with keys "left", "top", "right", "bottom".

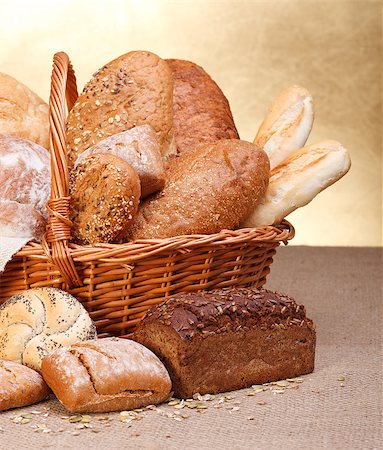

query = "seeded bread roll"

[
  {"left": 166, "top": 59, "right": 239, "bottom": 155},
  {"left": 0, "top": 134, "right": 51, "bottom": 240},
  {"left": 128, "top": 139, "right": 269, "bottom": 240},
  {"left": 74, "top": 125, "right": 165, "bottom": 198},
  {"left": 0, "top": 72, "right": 49, "bottom": 149},
  {"left": 70, "top": 153, "right": 141, "bottom": 244},
  {"left": 0, "top": 288, "right": 96, "bottom": 372},
  {"left": 243, "top": 140, "right": 351, "bottom": 227},
  {"left": 41, "top": 338, "right": 172, "bottom": 413},
  {"left": 133, "top": 288, "right": 316, "bottom": 398},
  {"left": 0, "top": 360, "right": 49, "bottom": 411},
  {"left": 66, "top": 50, "right": 175, "bottom": 168},
  {"left": 255, "top": 85, "right": 314, "bottom": 170}
]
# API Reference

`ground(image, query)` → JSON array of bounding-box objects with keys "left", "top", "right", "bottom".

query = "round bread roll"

[
  {"left": 70, "top": 153, "right": 141, "bottom": 244},
  {"left": 66, "top": 50, "right": 175, "bottom": 168},
  {"left": 0, "top": 360, "right": 49, "bottom": 411},
  {"left": 0, "top": 134, "right": 51, "bottom": 240},
  {"left": 0, "top": 288, "right": 97, "bottom": 372},
  {"left": 254, "top": 85, "right": 314, "bottom": 170},
  {"left": 0, "top": 72, "right": 49, "bottom": 149}
]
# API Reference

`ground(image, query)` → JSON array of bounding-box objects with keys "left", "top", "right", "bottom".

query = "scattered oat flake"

[
  {"left": 69, "top": 416, "right": 82, "bottom": 423},
  {"left": 91, "top": 428, "right": 101, "bottom": 433},
  {"left": 275, "top": 380, "right": 290, "bottom": 387},
  {"left": 257, "top": 400, "right": 267, "bottom": 405},
  {"left": 337, "top": 375, "right": 345, "bottom": 381},
  {"left": 340, "top": 383, "right": 345, "bottom": 387},
  {"left": 287, "top": 378, "right": 304, "bottom": 383}
]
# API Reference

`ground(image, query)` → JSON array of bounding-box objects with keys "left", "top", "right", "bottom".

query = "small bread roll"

[
  {"left": 166, "top": 59, "right": 239, "bottom": 155},
  {"left": 0, "top": 72, "right": 49, "bottom": 149},
  {"left": 41, "top": 338, "right": 172, "bottom": 413},
  {"left": 128, "top": 139, "right": 269, "bottom": 240},
  {"left": 0, "top": 288, "right": 97, "bottom": 372},
  {"left": 243, "top": 140, "right": 351, "bottom": 228},
  {"left": 66, "top": 50, "right": 174, "bottom": 168},
  {"left": 255, "top": 85, "right": 314, "bottom": 169},
  {"left": 0, "top": 134, "right": 51, "bottom": 240},
  {"left": 74, "top": 125, "right": 165, "bottom": 198},
  {"left": 0, "top": 360, "right": 49, "bottom": 411},
  {"left": 70, "top": 154, "right": 141, "bottom": 244}
]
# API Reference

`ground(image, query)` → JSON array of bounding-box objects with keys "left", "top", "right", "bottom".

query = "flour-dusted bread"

[
  {"left": 74, "top": 125, "right": 165, "bottom": 198},
  {"left": 0, "top": 134, "right": 51, "bottom": 240},
  {"left": 255, "top": 85, "right": 314, "bottom": 170},
  {"left": 0, "top": 288, "right": 97, "bottom": 372},
  {"left": 128, "top": 139, "right": 269, "bottom": 240},
  {"left": 243, "top": 140, "right": 351, "bottom": 228},
  {"left": 70, "top": 153, "right": 141, "bottom": 244},
  {"left": 0, "top": 360, "right": 49, "bottom": 411},
  {"left": 166, "top": 59, "right": 239, "bottom": 155},
  {"left": 66, "top": 51, "right": 174, "bottom": 168},
  {"left": 41, "top": 338, "right": 172, "bottom": 413},
  {"left": 0, "top": 72, "right": 49, "bottom": 149},
  {"left": 133, "top": 288, "right": 316, "bottom": 398}
]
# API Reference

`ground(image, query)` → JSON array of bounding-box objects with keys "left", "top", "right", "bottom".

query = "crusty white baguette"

[
  {"left": 254, "top": 85, "right": 314, "bottom": 169},
  {"left": 242, "top": 140, "right": 351, "bottom": 228}
]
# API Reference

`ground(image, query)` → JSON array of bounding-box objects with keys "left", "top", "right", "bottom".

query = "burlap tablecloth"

[{"left": 0, "top": 246, "right": 381, "bottom": 450}]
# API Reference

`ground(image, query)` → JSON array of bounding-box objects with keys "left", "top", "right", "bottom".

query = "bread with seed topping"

[
  {"left": 133, "top": 287, "right": 316, "bottom": 398},
  {"left": 66, "top": 50, "right": 175, "bottom": 168}
]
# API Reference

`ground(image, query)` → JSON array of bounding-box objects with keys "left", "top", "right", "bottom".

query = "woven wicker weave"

[{"left": 0, "top": 52, "right": 294, "bottom": 336}]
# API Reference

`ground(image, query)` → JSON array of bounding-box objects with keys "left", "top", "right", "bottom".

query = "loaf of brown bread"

[
  {"left": 0, "top": 360, "right": 49, "bottom": 411},
  {"left": 128, "top": 139, "right": 269, "bottom": 240},
  {"left": 166, "top": 59, "right": 239, "bottom": 155},
  {"left": 41, "top": 338, "right": 172, "bottom": 413},
  {"left": 133, "top": 288, "right": 316, "bottom": 398},
  {"left": 70, "top": 154, "right": 141, "bottom": 244},
  {"left": 66, "top": 50, "right": 175, "bottom": 168}
]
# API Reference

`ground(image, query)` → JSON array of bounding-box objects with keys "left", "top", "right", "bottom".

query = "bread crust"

[
  {"left": 74, "top": 125, "right": 165, "bottom": 198},
  {"left": 0, "top": 72, "right": 49, "bottom": 149},
  {"left": 41, "top": 338, "right": 172, "bottom": 413},
  {"left": 0, "top": 360, "right": 49, "bottom": 411},
  {"left": 70, "top": 154, "right": 141, "bottom": 244},
  {"left": 128, "top": 139, "right": 269, "bottom": 240},
  {"left": 166, "top": 59, "right": 239, "bottom": 155},
  {"left": 133, "top": 288, "right": 316, "bottom": 398},
  {"left": 66, "top": 51, "right": 174, "bottom": 167}
]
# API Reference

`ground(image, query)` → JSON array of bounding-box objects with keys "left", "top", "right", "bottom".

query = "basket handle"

[{"left": 42, "top": 52, "right": 82, "bottom": 287}]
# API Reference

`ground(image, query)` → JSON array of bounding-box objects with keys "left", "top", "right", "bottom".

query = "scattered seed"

[
  {"left": 247, "top": 416, "right": 255, "bottom": 421},
  {"left": 256, "top": 400, "right": 267, "bottom": 405},
  {"left": 91, "top": 428, "right": 101, "bottom": 433}
]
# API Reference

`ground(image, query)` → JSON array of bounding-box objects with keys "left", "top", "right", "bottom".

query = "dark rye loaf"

[{"left": 133, "top": 288, "right": 316, "bottom": 398}]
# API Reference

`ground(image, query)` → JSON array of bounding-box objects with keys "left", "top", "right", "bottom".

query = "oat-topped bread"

[
  {"left": 70, "top": 153, "right": 140, "bottom": 244},
  {"left": 66, "top": 50, "right": 174, "bottom": 168},
  {"left": 166, "top": 59, "right": 239, "bottom": 155},
  {"left": 133, "top": 287, "right": 316, "bottom": 398}
]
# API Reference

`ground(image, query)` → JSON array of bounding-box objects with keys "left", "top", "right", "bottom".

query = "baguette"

[{"left": 243, "top": 140, "right": 351, "bottom": 227}]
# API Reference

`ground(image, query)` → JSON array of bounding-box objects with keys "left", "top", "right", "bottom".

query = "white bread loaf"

[
  {"left": 243, "top": 140, "right": 351, "bottom": 228},
  {"left": 0, "top": 72, "right": 49, "bottom": 149},
  {"left": 0, "top": 134, "right": 51, "bottom": 240},
  {"left": 0, "top": 288, "right": 97, "bottom": 372},
  {"left": 74, "top": 125, "right": 165, "bottom": 198},
  {"left": 254, "top": 85, "right": 314, "bottom": 169}
]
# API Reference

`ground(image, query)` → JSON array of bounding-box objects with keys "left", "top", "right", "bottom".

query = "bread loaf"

[
  {"left": 0, "top": 360, "right": 49, "bottom": 411},
  {"left": 254, "top": 85, "right": 314, "bottom": 169},
  {"left": 0, "top": 72, "right": 49, "bottom": 148},
  {"left": 0, "top": 288, "right": 97, "bottom": 372},
  {"left": 166, "top": 59, "right": 239, "bottom": 155},
  {"left": 74, "top": 125, "right": 165, "bottom": 198},
  {"left": 66, "top": 51, "right": 174, "bottom": 167},
  {"left": 70, "top": 154, "right": 141, "bottom": 244},
  {"left": 128, "top": 139, "right": 269, "bottom": 240},
  {"left": 243, "top": 140, "right": 351, "bottom": 228},
  {"left": 0, "top": 134, "right": 50, "bottom": 240},
  {"left": 41, "top": 338, "right": 172, "bottom": 413},
  {"left": 133, "top": 288, "right": 316, "bottom": 398}
]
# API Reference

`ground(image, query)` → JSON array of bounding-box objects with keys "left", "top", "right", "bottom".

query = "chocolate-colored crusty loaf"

[{"left": 133, "top": 288, "right": 316, "bottom": 398}]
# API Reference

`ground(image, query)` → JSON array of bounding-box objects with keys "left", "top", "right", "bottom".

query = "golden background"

[{"left": 0, "top": 0, "right": 381, "bottom": 246}]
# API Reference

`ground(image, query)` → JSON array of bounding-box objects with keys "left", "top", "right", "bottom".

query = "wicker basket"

[{"left": 0, "top": 52, "right": 294, "bottom": 336}]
